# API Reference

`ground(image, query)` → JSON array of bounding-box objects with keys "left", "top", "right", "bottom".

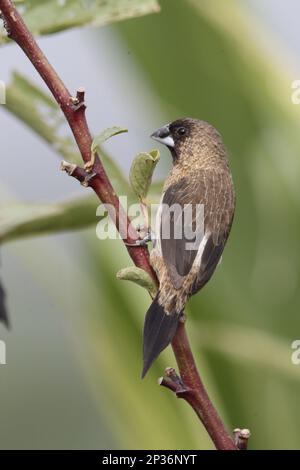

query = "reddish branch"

[
  {"left": 0, "top": 0, "right": 153, "bottom": 279},
  {"left": 0, "top": 0, "right": 238, "bottom": 450}
]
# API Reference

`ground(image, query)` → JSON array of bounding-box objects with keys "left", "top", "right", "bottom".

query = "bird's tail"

[{"left": 142, "top": 294, "right": 181, "bottom": 378}]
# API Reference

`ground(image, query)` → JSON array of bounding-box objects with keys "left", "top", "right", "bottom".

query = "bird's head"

[{"left": 151, "top": 118, "right": 227, "bottom": 167}]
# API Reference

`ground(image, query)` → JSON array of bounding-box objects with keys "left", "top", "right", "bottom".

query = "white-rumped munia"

[{"left": 142, "top": 118, "right": 235, "bottom": 377}]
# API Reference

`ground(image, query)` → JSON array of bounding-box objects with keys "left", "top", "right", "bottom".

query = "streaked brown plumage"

[{"left": 142, "top": 118, "right": 235, "bottom": 377}]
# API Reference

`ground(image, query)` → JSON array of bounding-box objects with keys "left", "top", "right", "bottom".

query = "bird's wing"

[{"left": 159, "top": 169, "right": 235, "bottom": 290}]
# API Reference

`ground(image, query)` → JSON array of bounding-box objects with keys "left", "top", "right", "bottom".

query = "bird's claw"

[
  {"left": 125, "top": 233, "right": 152, "bottom": 247},
  {"left": 125, "top": 224, "right": 156, "bottom": 247}
]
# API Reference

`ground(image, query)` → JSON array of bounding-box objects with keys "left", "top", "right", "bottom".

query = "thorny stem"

[
  {"left": 170, "top": 320, "right": 237, "bottom": 449},
  {"left": 0, "top": 0, "right": 238, "bottom": 450},
  {"left": 0, "top": 0, "right": 154, "bottom": 280}
]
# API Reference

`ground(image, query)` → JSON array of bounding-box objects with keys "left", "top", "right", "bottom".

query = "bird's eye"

[{"left": 177, "top": 127, "right": 186, "bottom": 136}]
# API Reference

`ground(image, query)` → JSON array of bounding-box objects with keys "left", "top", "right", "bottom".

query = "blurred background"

[{"left": 0, "top": 0, "right": 300, "bottom": 450}]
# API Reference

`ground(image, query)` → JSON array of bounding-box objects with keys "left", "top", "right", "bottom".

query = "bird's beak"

[{"left": 151, "top": 124, "right": 174, "bottom": 148}]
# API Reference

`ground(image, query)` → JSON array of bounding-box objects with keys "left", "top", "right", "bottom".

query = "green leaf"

[
  {"left": 0, "top": 195, "right": 99, "bottom": 244},
  {"left": 116, "top": 266, "right": 157, "bottom": 296},
  {"left": 148, "top": 180, "right": 163, "bottom": 203},
  {"left": 91, "top": 126, "right": 128, "bottom": 155},
  {"left": 129, "top": 150, "right": 160, "bottom": 201},
  {"left": 0, "top": 0, "right": 160, "bottom": 44}
]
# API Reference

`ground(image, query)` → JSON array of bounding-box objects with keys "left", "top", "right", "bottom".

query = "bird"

[{"left": 142, "top": 118, "right": 235, "bottom": 377}]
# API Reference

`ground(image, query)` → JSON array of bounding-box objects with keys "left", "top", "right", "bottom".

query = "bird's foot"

[{"left": 125, "top": 225, "right": 154, "bottom": 247}]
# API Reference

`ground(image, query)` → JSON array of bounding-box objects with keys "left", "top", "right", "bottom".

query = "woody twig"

[{"left": 0, "top": 0, "right": 240, "bottom": 450}]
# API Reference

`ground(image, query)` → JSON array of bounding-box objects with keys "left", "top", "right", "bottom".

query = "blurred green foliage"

[
  {"left": 0, "top": 0, "right": 160, "bottom": 42},
  {"left": 1, "top": 0, "right": 300, "bottom": 450},
  {"left": 5, "top": 72, "right": 78, "bottom": 162},
  {"left": 116, "top": 0, "right": 300, "bottom": 448}
]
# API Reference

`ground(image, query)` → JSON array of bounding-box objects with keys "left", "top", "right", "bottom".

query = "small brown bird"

[{"left": 142, "top": 118, "right": 235, "bottom": 377}]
